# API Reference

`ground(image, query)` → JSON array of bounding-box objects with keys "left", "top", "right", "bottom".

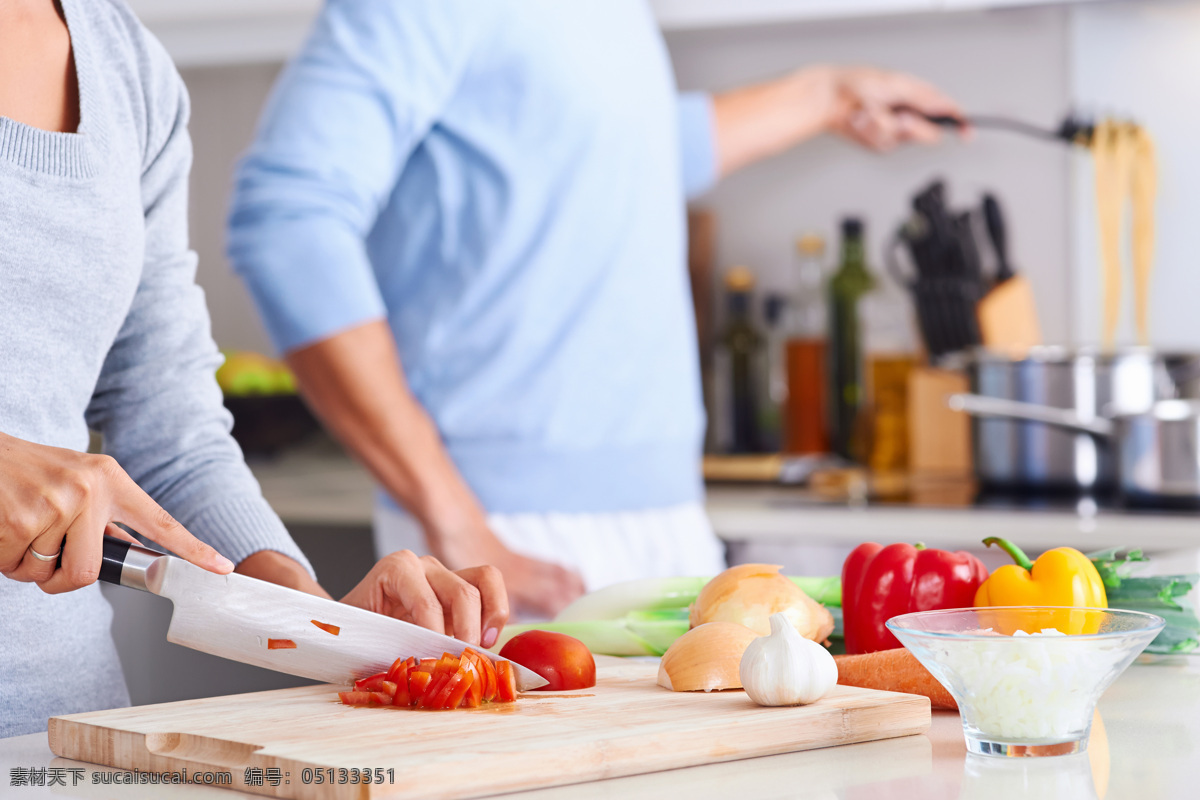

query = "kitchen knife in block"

[
  {"left": 89, "top": 536, "right": 547, "bottom": 690},
  {"left": 976, "top": 194, "right": 1042, "bottom": 355}
]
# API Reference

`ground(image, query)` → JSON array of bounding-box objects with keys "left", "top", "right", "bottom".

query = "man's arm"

[
  {"left": 228, "top": 2, "right": 585, "bottom": 617},
  {"left": 285, "top": 321, "right": 585, "bottom": 618},
  {"left": 686, "top": 65, "right": 966, "bottom": 185}
]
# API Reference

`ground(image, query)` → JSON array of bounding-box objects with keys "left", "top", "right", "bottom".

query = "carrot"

[{"left": 834, "top": 648, "right": 957, "bottom": 710}]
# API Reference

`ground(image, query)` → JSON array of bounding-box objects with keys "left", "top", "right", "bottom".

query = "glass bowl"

[{"left": 886, "top": 607, "right": 1163, "bottom": 758}]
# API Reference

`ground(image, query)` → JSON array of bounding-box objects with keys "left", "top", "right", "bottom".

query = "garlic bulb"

[
  {"left": 690, "top": 563, "right": 835, "bottom": 643},
  {"left": 657, "top": 622, "right": 760, "bottom": 692},
  {"left": 739, "top": 612, "right": 838, "bottom": 707}
]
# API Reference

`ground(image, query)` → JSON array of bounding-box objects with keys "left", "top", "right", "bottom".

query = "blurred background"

[
  {"left": 128, "top": 0, "right": 1198, "bottom": 353},
  {"left": 106, "top": 0, "right": 1200, "bottom": 705}
]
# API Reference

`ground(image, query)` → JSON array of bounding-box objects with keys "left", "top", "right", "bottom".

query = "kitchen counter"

[
  {"left": 249, "top": 445, "right": 1200, "bottom": 573},
  {"left": 2, "top": 656, "right": 1197, "bottom": 799}
]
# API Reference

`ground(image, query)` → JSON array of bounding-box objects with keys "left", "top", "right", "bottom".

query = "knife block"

[{"left": 907, "top": 366, "right": 972, "bottom": 475}]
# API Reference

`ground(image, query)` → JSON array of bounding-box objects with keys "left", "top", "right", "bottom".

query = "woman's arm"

[{"left": 85, "top": 29, "right": 507, "bottom": 643}]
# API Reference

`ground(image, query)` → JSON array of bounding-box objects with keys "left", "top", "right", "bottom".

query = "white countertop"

[{"left": 2, "top": 657, "right": 1196, "bottom": 799}]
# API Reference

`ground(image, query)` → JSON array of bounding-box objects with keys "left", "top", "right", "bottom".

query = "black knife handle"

[
  {"left": 983, "top": 194, "right": 1013, "bottom": 282},
  {"left": 53, "top": 535, "right": 138, "bottom": 585}
]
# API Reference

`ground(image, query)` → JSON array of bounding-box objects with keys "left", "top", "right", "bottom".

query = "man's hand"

[
  {"left": 712, "top": 64, "right": 966, "bottom": 177},
  {"left": 0, "top": 432, "right": 234, "bottom": 594},
  {"left": 819, "top": 65, "right": 965, "bottom": 152}
]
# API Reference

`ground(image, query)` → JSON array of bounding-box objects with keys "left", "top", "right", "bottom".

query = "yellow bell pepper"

[{"left": 974, "top": 537, "right": 1107, "bottom": 634}]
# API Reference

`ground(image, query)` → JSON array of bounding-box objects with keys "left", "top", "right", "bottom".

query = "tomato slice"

[
  {"left": 339, "top": 691, "right": 381, "bottom": 706},
  {"left": 437, "top": 653, "right": 460, "bottom": 674},
  {"left": 389, "top": 656, "right": 417, "bottom": 683},
  {"left": 445, "top": 668, "right": 475, "bottom": 710},
  {"left": 495, "top": 661, "right": 517, "bottom": 703},
  {"left": 310, "top": 620, "right": 341, "bottom": 636},
  {"left": 408, "top": 670, "right": 433, "bottom": 706},
  {"left": 267, "top": 639, "right": 296, "bottom": 650},
  {"left": 462, "top": 661, "right": 483, "bottom": 709},
  {"left": 420, "top": 670, "right": 452, "bottom": 709},
  {"left": 354, "top": 672, "right": 390, "bottom": 692},
  {"left": 390, "top": 662, "right": 413, "bottom": 706},
  {"left": 345, "top": 652, "right": 517, "bottom": 710},
  {"left": 464, "top": 650, "right": 498, "bottom": 702}
]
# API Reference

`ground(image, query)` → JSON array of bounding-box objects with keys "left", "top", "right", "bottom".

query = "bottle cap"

[
  {"left": 724, "top": 265, "right": 755, "bottom": 292},
  {"left": 796, "top": 233, "right": 826, "bottom": 256},
  {"left": 841, "top": 217, "right": 864, "bottom": 238}
]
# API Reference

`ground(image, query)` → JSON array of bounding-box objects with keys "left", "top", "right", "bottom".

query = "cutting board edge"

[
  {"left": 46, "top": 690, "right": 931, "bottom": 796},
  {"left": 47, "top": 671, "right": 933, "bottom": 800}
]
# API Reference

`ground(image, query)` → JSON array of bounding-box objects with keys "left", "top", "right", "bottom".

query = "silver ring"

[{"left": 28, "top": 546, "right": 61, "bottom": 563}]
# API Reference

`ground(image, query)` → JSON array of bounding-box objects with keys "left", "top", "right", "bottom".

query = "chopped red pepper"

[
  {"left": 842, "top": 542, "right": 989, "bottom": 655},
  {"left": 267, "top": 639, "right": 296, "bottom": 650},
  {"left": 311, "top": 620, "right": 341, "bottom": 636}
]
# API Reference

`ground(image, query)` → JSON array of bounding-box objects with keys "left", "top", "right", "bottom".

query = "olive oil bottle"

[
  {"left": 714, "top": 266, "right": 766, "bottom": 453},
  {"left": 828, "top": 218, "right": 874, "bottom": 460}
]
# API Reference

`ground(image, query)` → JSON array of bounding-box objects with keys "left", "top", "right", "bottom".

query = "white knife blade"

[{"left": 102, "top": 537, "right": 547, "bottom": 691}]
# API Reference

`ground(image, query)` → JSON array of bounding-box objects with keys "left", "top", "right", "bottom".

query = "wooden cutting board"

[{"left": 49, "top": 662, "right": 929, "bottom": 800}]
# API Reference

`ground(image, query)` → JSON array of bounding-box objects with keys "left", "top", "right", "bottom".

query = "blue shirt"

[{"left": 228, "top": 0, "right": 718, "bottom": 514}]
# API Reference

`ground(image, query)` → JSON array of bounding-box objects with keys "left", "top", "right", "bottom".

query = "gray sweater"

[{"left": 0, "top": 0, "right": 313, "bottom": 737}]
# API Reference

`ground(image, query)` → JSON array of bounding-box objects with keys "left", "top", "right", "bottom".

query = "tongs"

[{"left": 894, "top": 105, "right": 1096, "bottom": 146}]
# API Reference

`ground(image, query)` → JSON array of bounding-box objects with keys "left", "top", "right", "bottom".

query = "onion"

[
  {"left": 657, "top": 622, "right": 760, "bottom": 692},
  {"left": 689, "top": 563, "right": 835, "bottom": 642}
]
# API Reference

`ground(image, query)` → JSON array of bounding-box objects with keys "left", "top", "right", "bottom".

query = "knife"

[{"left": 88, "top": 535, "right": 548, "bottom": 691}]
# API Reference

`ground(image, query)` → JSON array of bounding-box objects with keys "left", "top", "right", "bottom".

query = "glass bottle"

[
  {"left": 760, "top": 292, "right": 787, "bottom": 453},
  {"left": 862, "top": 269, "right": 919, "bottom": 473},
  {"left": 714, "top": 266, "right": 766, "bottom": 454},
  {"left": 783, "top": 234, "right": 829, "bottom": 455},
  {"left": 828, "top": 218, "right": 875, "bottom": 461}
]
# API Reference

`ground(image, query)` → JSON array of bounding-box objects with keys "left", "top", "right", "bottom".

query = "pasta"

[{"left": 1090, "top": 120, "right": 1157, "bottom": 347}]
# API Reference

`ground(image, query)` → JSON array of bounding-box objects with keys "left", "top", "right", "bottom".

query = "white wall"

[
  {"left": 184, "top": 63, "right": 283, "bottom": 355},
  {"left": 1070, "top": 0, "right": 1200, "bottom": 349},
  {"left": 665, "top": 6, "right": 1075, "bottom": 343}
]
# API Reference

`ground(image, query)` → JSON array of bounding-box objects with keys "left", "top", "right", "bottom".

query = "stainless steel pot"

[
  {"left": 950, "top": 394, "right": 1200, "bottom": 504},
  {"left": 954, "top": 347, "right": 1194, "bottom": 491}
]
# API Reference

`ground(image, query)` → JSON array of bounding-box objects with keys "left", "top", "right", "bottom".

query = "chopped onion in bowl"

[{"left": 937, "top": 629, "right": 1100, "bottom": 740}]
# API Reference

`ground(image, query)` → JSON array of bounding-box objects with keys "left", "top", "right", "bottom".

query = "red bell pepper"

[{"left": 842, "top": 542, "right": 989, "bottom": 654}]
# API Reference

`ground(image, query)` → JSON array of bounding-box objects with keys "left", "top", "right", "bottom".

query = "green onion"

[
  {"left": 553, "top": 575, "right": 841, "bottom": 624},
  {"left": 494, "top": 619, "right": 689, "bottom": 657}
]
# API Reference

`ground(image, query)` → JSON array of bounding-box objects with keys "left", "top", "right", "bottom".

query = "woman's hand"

[
  {"left": 0, "top": 432, "right": 234, "bottom": 593},
  {"left": 819, "top": 65, "right": 967, "bottom": 152},
  {"left": 426, "top": 513, "right": 585, "bottom": 620},
  {"left": 340, "top": 551, "right": 510, "bottom": 647}
]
